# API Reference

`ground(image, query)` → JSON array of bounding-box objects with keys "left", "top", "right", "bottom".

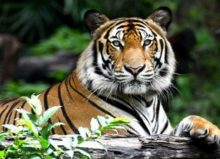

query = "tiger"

[{"left": 1, "top": 7, "right": 220, "bottom": 146}]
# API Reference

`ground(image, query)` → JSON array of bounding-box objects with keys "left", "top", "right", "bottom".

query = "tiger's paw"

[{"left": 174, "top": 115, "right": 220, "bottom": 146}]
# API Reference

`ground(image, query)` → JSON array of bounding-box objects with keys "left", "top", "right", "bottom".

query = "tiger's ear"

[
  {"left": 148, "top": 7, "right": 172, "bottom": 31},
  {"left": 84, "top": 10, "right": 109, "bottom": 35}
]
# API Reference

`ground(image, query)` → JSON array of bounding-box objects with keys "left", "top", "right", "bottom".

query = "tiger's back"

[{"left": 0, "top": 73, "right": 109, "bottom": 134}]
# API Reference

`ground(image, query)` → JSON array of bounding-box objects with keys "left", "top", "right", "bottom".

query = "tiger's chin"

[{"left": 123, "top": 82, "right": 149, "bottom": 95}]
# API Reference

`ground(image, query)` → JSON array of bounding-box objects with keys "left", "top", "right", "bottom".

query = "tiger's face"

[{"left": 77, "top": 7, "right": 175, "bottom": 96}]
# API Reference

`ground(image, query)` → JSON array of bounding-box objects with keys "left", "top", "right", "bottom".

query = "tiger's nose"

[{"left": 124, "top": 65, "right": 145, "bottom": 76}]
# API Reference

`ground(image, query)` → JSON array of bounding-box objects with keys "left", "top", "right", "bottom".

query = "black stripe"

[
  {"left": 43, "top": 87, "right": 55, "bottom": 134},
  {"left": 5, "top": 101, "right": 20, "bottom": 123},
  {"left": 116, "top": 24, "right": 129, "bottom": 29},
  {"left": 151, "top": 100, "right": 160, "bottom": 122},
  {"left": 152, "top": 100, "right": 161, "bottom": 133},
  {"left": 64, "top": 77, "right": 74, "bottom": 101},
  {"left": 87, "top": 80, "right": 93, "bottom": 91},
  {"left": 68, "top": 78, "right": 115, "bottom": 117},
  {"left": 159, "top": 67, "right": 168, "bottom": 77},
  {"left": 144, "top": 23, "right": 158, "bottom": 38},
  {"left": 160, "top": 120, "right": 169, "bottom": 134},
  {"left": 12, "top": 102, "right": 21, "bottom": 125},
  {"left": 155, "top": 100, "right": 161, "bottom": 122},
  {"left": 146, "top": 99, "right": 153, "bottom": 107},
  {"left": 159, "top": 39, "right": 164, "bottom": 59},
  {"left": 112, "top": 19, "right": 147, "bottom": 31},
  {"left": 98, "top": 41, "right": 111, "bottom": 70},
  {"left": 58, "top": 83, "right": 79, "bottom": 134},
  {"left": 44, "top": 87, "right": 52, "bottom": 111},
  {"left": 104, "top": 23, "right": 118, "bottom": 39},
  {"left": 0, "top": 98, "right": 17, "bottom": 106},
  {"left": 59, "top": 119, "right": 67, "bottom": 135},
  {"left": 133, "top": 96, "right": 152, "bottom": 108},
  {"left": 98, "top": 41, "right": 104, "bottom": 53},
  {"left": 99, "top": 95, "right": 151, "bottom": 135},
  {"left": 126, "top": 125, "right": 140, "bottom": 135},
  {"left": 6, "top": 111, "right": 14, "bottom": 125},
  {"left": 155, "top": 58, "right": 162, "bottom": 68},
  {"left": 155, "top": 39, "right": 164, "bottom": 69},
  {"left": 92, "top": 41, "right": 112, "bottom": 80},
  {"left": 19, "top": 101, "right": 27, "bottom": 119},
  {"left": 0, "top": 105, "right": 10, "bottom": 118},
  {"left": 114, "top": 95, "right": 151, "bottom": 125},
  {"left": 3, "top": 101, "right": 20, "bottom": 131},
  {"left": 128, "top": 19, "right": 147, "bottom": 25},
  {"left": 134, "top": 24, "right": 148, "bottom": 29},
  {"left": 164, "top": 43, "right": 168, "bottom": 64}
]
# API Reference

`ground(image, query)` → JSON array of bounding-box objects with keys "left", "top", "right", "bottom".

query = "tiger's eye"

[
  {"left": 112, "top": 40, "right": 121, "bottom": 47},
  {"left": 143, "top": 39, "right": 152, "bottom": 46}
]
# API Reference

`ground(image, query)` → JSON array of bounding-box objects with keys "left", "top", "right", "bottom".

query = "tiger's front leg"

[{"left": 173, "top": 115, "right": 220, "bottom": 146}]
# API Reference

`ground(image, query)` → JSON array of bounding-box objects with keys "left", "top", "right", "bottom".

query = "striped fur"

[{"left": 1, "top": 7, "right": 220, "bottom": 145}]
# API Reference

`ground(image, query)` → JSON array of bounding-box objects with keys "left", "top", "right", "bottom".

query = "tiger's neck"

[{"left": 67, "top": 71, "right": 172, "bottom": 136}]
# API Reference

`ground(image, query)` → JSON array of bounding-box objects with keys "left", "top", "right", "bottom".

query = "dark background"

[{"left": 0, "top": 0, "right": 220, "bottom": 127}]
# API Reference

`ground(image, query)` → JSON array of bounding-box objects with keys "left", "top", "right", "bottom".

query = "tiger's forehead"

[{"left": 104, "top": 18, "right": 155, "bottom": 40}]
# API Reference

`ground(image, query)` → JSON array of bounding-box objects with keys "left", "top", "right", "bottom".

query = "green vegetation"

[
  {"left": 0, "top": 95, "right": 63, "bottom": 158},
  {"left": 0, "top": 95, "right": 130, "bottom": 159},
  {"left": 0, "top": 0, "right": 63, "bottom": 43},
  {"left": 0, "top": 81, "right": 49, "bottom": 100},
  {"left": 169, "top": 28, "right": 220, "bottom": 127},
  {"left": 30, "top": 27, "right": 90, "bottom": 56}
]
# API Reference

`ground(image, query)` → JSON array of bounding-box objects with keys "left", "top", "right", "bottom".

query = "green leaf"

[
  {"left": 110, "top": 117, "right": 130, "bottom": 124},
  {"left": 72, "top": 135, "right": 83, "bottom": 147},
  {"left": 90, "top": 118, "right": 100, "bottom": 132},
  {"left": 38, "top": 137, "right": 49, "bottom": 149},
  {"left": 30, "top": 156, "right": 41, "bottom": 159},
  {"left": 0, "top": 132, "right": 7, "bottom": 142},
  {"left": 37, "top": 106, "right": 61, "bottom": 126},
  {"left": 16, "top": 108, "right": 31, "bottom": 121},
  {"left": 78, "top": 127, "right": 91, "bottom": 140},
  {"left": 2, "top": 124, "right": 21, "bottom": 133},
  {"left": 74, "top": 148, "right": 91, "bottom": 159},
  {"left": 15, "top": 114, "right": 39, "bottom": 137},
  {"left": 16, "top": 118, "right": 38, "bottom": 137},
  {"left": 97, "top": 116, "right": 108, "bottom": 127},
  {"left": 41, "top": 122, "right": 64, "bottom": 139},
  {"left": 99, "top": 117, "right": 130, "bottom": 132},
  {"left": 0, "top": 150, "right": 5, "bottom": 158},
  {"left": 21, "top": 95, "right": 42, "bottom": 116}
]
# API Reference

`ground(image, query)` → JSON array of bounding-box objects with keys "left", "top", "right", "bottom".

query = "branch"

[
  {"left": 1, "top": 134, "right": 220, "bottom": 158},
  {"left": 2, "top": 134, "right": 218, "bottom": 159}
]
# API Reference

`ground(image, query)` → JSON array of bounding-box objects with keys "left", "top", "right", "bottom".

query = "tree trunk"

[{"left": 2, "top": 134, "right": 219, "bottom": 159}]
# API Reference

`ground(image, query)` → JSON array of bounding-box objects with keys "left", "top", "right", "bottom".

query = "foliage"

[
  {"left": 0, "top": 0, "right": 179, "bottom": 44},
  {"left": 0, "top": 95, "right": 63, "bottom": 158},
  {"left": 73, "top": 116, "right": 130, "bottom": 159},
  {"left": 64, "top": 0, "right": 178, "bottom": 21},
  {"left": 30, "top": 27, "right": 90, "bottom": 56},
  {"left": 0, "top": 81, "right": 49, "bottom": 99},
  {"left": 0, "top": 95, "right": 130, "bottom": 159},
  {"left": 169, "top": 28, "right": 220, "bottom": 127},
  {"left": 0, "top": 0, "right": 63, "bottom": 43},
  {"left": 49, "top": 69, "right": 70, "bottom": 82}
]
